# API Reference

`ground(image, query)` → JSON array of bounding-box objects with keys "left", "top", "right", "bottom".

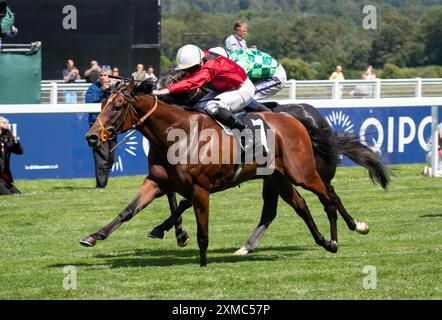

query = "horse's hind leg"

[
  {"left": 265, "top": 174, "right": 337, "bottom": 253},
  {"left": 80, "top": 178, "right": 163, "bottom": 247},
  {"left": 234, "top": 181, "right": 279, "bottom": 256},
  {"left": 172, "top": 198, "right": 192, "bottom": 247},
  {"left": 326, "top": 184, "right": 369, "bottom": 235}
]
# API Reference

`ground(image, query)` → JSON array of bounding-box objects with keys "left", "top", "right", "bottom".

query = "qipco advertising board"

[{"left": 4, "top": 104, "right": 441, "bottom": 179}]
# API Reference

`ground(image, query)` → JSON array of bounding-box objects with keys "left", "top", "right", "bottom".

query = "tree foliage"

[{"left": 161, "top": 0, "right": 442, "bottom": 79}]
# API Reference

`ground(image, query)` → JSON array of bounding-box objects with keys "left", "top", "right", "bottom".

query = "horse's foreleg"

[
  {"left": 327, "top": 184, "right": 369, "bottom": 235},
  {"left": 192, "top": 186, "right": 210, "bottom": 267},
  {"left": 318, "top": 194, "right": 338, "bottom": 244},
  {"left": 297, "top": 175, "right": 339, "bottom": 251},
  {"left": 234, "top": 181, "right": 279, "bottom": 256},
  {"left": 80, "top": 178, "right": 163, "bottom": 247},
  {"left": 148, "top": 194, "right": 192, "bottom": 246}
]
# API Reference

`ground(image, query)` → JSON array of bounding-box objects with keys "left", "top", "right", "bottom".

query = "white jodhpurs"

[
  {"left": 198, "top": 78, "right": 255, "bottom": 116},
  {"left": 254, "top": 64, "right": 287, "bottom": 100}
]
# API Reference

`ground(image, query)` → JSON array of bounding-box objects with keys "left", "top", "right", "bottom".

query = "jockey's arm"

[{"left": 159, "top": 67, "right": 215, "bottom": 95}]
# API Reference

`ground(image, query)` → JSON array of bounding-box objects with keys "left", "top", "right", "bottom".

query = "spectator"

[
  {"left": 109, "top": 67, "right": 121, "bottom": 90},
  {"left": 363, "top": 65, "right": 376, "bottom": 80},
  {"left": 0, "top": 1, "right": 18, "bottom": 47},
  {"left": 146, "top": 66, "right": 157, "bottom": 82},
  {"left": 352, "top": 65, "right": 376, "bottom": 98},
  {"left": 0, "top": 116, "right": 23, "bottom": 195},
  {"left": 423, "top": 123, "right": 442, "bottom": 177},
  {"left": 132, "top": 64, "right": 148, "bottom": 81},
  {"left": 62, "top": 58, "right": 81, "bottom": 83},
  {"left": 112, "top": 67, "right": 120, "bottom": 77},
  {"left": 84, "top": 60, "right": 100, "bottom": 83},
  {"left": 62, "top": 59, "right": 81, "bottom": 103},
  {"left": 225, "top": 20, "right": 248, "bottom": 51},
  {"left": 329, "top": 65, "right": 345, "bottom": 81},
  {"left": 361, "top": 65, "right": 376, "bottom": 97},
  {"left": 329, "top": 65, "right": 345, "bottom": 99},
  {"left": 85, "top": 68, "right": 116, "bottom": 189}
]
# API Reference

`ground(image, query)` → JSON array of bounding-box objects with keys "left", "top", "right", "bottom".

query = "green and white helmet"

[{"left": 175, "top": 44, "right": 204, "bottom": 70}]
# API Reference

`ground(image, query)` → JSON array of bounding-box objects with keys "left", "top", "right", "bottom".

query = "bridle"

[{"left": 96, "top": 86, "right": 158, "bottom": 142}]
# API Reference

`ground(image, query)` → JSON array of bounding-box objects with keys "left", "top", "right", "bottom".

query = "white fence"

[{"left": 40, "top": 78, "right": 442, "bottom": 104}]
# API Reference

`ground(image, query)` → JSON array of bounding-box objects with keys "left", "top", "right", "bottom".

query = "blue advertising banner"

[
  {"left": 3, "top": 105, "right": 441, "bottom": 179},
  {"left": 5, "top": 113, "right": 149, "bottom": 180},
  {"left": 318, "top": 106, "right": 441, "bottom": 165}
]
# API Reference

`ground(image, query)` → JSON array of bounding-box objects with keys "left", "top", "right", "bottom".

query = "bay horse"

[
  {"left": 140, "top": 72, "right": 389, "bottom": 254},
  {"left": 80, "top": 81, "right": 341, "bottom": 266}
]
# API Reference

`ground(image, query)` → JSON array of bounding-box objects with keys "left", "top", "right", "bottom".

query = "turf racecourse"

[{"left": 0, "top": 164, "right": 440, "bottom": 300}]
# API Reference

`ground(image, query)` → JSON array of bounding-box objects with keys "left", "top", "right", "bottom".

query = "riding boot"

[{"left": 212, "top": 108, "right": 254, "bottom": 152}]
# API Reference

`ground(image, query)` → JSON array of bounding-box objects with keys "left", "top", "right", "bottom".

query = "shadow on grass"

[
  {"left": 48, "top": 245, "right": 310, "bottom": 268},
  {"left": 51, "top": 186, "right": 96, "bottom": 191},
  {"left": 420, "top": 213, "right": 442, "bottom": 218}
]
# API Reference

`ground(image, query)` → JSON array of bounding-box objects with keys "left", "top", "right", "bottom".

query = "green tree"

[
  {"left": 279, "top": 58, "right": 316, "bottom": 80},
  {"left": 422, "top": 6, "right": 442, "bottom": 65},
  {"left": 379, "top": 63, "right": 406, "bottom": 79},
  {"left": 370, "top": 12, "right": 417, "bottom": 67}
]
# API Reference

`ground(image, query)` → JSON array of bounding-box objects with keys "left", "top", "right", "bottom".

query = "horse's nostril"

[{"left": 86, "top": 134, "right": 100, "bottom": 147}]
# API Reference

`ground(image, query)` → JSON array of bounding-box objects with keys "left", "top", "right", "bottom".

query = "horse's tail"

[{"left": 336, "top": 132, "right": 390, "bottom": 189}]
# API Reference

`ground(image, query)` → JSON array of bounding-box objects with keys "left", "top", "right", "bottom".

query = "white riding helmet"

[
  {"left": 209, "top": 47, "right": 229, "bottom": 58},
  {"left": 175, "top": 44, "right": 204, "bottom": 70}
]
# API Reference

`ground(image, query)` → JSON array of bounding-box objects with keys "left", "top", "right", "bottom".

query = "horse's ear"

[{"left": 126, "top": 80, "right": 135, "bottom": 95}]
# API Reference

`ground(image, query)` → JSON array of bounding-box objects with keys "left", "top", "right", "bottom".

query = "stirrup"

[{"left": 241, "top": 130, "right": 254, "bottom": 153}]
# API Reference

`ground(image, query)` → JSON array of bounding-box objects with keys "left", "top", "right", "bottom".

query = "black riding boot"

[{"left": 213, "top": 108, "right": 253, "bottom": 151}]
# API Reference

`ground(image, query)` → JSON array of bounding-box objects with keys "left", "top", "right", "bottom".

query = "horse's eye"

[{"left": 113, "top": 105, "right": 122, "bottom": 111}]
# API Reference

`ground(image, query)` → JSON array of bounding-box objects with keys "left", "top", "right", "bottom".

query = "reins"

[
  {"left": 97, "top": 95, "right": 115, "bottom": 142},
  {"left": 135, "top": 95, "right": 158, "bottom": 127}
]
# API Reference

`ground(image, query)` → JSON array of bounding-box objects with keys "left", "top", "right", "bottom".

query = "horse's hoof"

[
  {"left": 79, "top": 236, "right": 96, "bottom": 247},
  {"left": 355, "top": 221, "right": 369, "bottom": 235},
  {"left": 176, "top": 231, "right": 189, "bottom": 247},
  {"left": 148, "top": 227, "right": 165, "bottom": 239},
  {"left": 327, "top": 240, "right": 338, "bottom": 253},
  {"left": 233, "top": 247, "right": 250, "bottom": 256}
]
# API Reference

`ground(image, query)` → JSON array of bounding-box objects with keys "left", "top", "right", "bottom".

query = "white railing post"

[
  {"left": 332, "top": 81, "right": 340, "bottom": 99},
  {"left": 375, "top": 78, "right": 381, "bottom": 98},
  {"left": 431, "top": 106, "right": 439, "bottom": 177},
  {"left": 415, "top": 77, "right": 423, "bottom": 98},
  {"left": 289, "top": 80, "right": 296, "bottom": 100},
  {"left": 50, "top": 82, "right": 58, "bottom": 104}
]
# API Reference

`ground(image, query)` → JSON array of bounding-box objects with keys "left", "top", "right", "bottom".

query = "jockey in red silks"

[{"left": 152, "top": 44, "right": 255, "bottom": 151}]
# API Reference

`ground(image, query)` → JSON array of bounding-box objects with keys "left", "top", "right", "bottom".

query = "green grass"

[{"left": 0, "top": 164, "right": 440, "bottom": 299}]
